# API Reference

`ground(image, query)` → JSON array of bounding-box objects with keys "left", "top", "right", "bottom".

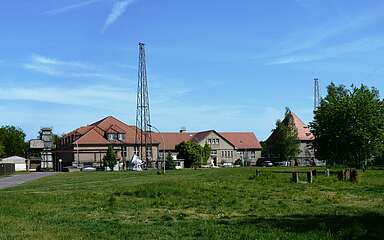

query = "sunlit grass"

[{"left": 0, "top": 168, "right": 383, "bottom": 239}]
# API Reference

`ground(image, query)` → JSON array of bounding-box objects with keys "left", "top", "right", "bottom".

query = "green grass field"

[{"left": 0, "top": 167, "right": 383, "bottom": 239}]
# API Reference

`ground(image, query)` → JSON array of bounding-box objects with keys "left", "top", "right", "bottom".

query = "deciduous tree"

[
  {"left": 311, "top": 83, "right": 384, "bottom": 168},
  {"left": 175, "top": 141, "right": 208, "bottom": 168},
  {"left": 0, "top": 144, "right": 5, "bottom": 158},
  {"left": 0, "top": 126, "right": 27, "bottom": 157}
]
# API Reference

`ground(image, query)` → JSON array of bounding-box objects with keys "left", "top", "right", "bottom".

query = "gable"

[{"left": 193, "top": 130, "right": 235, "bottom": 149}]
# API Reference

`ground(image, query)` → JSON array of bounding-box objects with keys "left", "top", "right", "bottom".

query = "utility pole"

[{"left": 135, "top": 43, "right": 153, "bottom": 168}]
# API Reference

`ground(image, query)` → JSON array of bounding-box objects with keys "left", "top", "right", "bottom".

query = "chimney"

[{"left": 180, "top": 126, "right": 187, "bottom": 133}]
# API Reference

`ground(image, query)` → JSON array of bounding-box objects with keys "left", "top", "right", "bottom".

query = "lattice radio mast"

[
  {"left": 135, "top": 43, "right": 153, "bottom": 167},
  {"left": 314, "top": 78, "right": 320, "bottom": 111}
]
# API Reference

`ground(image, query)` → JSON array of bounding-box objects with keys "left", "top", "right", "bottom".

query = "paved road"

[{"left": 0, "top": 172, "right": 58, "bottom": 190}]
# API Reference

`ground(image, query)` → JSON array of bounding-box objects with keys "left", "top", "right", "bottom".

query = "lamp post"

[
  {"left": 58, "top": 159, "right": 62, "bottom": 172},
  {"left": 148, "top": 124, "right": 165, "bottom": 174},
  {"left": 76, "top": 141, "right": 80, "bottom": 168}
]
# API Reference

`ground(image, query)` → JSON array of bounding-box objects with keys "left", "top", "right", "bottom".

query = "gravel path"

[{"left": 0, "top": 172, "right": 58, "bottom": 190}]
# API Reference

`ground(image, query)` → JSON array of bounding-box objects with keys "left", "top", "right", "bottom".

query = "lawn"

[{"left": 0, "top": 167, "right": 383, "bottom": 239}]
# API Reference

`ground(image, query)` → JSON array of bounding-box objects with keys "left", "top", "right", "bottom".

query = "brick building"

[{"left": 58, "top": 116, "right": 262, "bottom": 168}]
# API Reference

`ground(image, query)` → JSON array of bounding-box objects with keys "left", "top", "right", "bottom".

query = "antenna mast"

[
  {"left": 314, "top": 78, "right": 320, "bottom": 111},
  {"left": 135, "top": 43, "right": 153, "bottom": 167}
]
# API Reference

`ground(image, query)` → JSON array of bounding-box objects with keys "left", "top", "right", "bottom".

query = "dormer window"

[
  {"left": 107, "top": 133, "right": 117, "bottom": 141},
  {"left": 118, "top": 133, "right": 125, "bottom": 141}
]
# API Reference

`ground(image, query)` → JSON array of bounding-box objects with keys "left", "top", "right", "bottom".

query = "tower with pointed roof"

[{"left": 266, "top": 110, "right": 315, "bottom": 163}]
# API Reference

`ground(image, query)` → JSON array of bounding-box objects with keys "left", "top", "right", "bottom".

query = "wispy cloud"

[
  {"left": 264, "top": 6, "right": 384, "bottom": 65},
  {"left": 102, "top": 0, "right": 135, "bottom": 32},
  {"left": 268, "top": 35, "right": 384, "bottom": 65},
  {"left": 0, "top": 86, "right": 136, "bottom": 108},
  {"left": 23, "top": 54, "right": 129, "bottom": 82},
  {"left": 43, "top": 0, "right": 102, "bottom": 15}
]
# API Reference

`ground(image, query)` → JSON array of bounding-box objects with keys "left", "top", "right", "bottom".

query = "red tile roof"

[
  {"left": 153, "top": 130, "right": 262, "bottom": 151},
  {"left": 190, "top": 130, "right": 214, "bottom": 143},
  {"left": 220, "top": 132, "right": 262, "bottom": 149},
  {"left": 266, "top": 111, "right": 315, "bottom": 143},
  {"left": 74, "top": 128, "right": 109, "bottom": 145},
  {"left": 64, "top": 116, "right": 262, "bottom": 149},
  {"left": 152, "top": 132, "right": 194, "bottom": 150},
  {"left": 64, "top": 116, "right": 158, "bottom": 145},
  {"left": 290, "top": 112, "right": 315, "bottom": 141}
]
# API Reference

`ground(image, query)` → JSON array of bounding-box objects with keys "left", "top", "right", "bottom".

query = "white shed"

[{"left": 0, "top": 156, "right": 27, "bottom": 171}]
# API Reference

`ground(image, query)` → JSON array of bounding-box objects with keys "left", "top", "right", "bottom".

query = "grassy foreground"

[{"left": 0, "top": 168, "right": 383, "bottom": 240}]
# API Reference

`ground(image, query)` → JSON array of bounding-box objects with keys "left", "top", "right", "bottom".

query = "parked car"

[
  {"left": 222, "top": 162, "right": 234, "bottom": 168},
  {"left": 275, "top": 161, "right": 290, "bottom": 166},
  {"left": 314, "top": 160, "right": 326, "bottom": 166},
  {"left": 82, "top": 166, "right": 97, "bottom": 172},
  {"left": 262, "top": 161, "right": 273, "bottom": 167}
]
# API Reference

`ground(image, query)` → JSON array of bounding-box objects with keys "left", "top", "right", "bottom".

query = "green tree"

[
  {"left": 311, "top": 83, "right": 384, "bottom": 168},
  {"left": 175, "top": 141, "right": 206, "bottom": 168},
  {"left": 266, "top": 109, "right": 301, "bottom": 162},
  {"left": 201, "top": 144, "right": 211, "bottom": 166},
  {"left": 260, "top": 141, "right": 268, "bottom": 157},
  {"left": 0, "top": 144, "right": 5, "bottom": 158},
  {"left": 103, "top": 145, "right": 117, "bottom": 171},
  {"left": 165, "top": 152, "right": 176, "bottom": 170},
  {"left": 0, "top": 126, "right": 27, "bottom": 157}
]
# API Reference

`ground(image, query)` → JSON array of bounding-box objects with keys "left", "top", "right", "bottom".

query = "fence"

[{"left": 0, "top": 163, "right": 15, "bottom": 176}]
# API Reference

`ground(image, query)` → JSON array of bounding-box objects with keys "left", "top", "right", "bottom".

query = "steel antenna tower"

[
  {"left": 135, "top": 43, "right": 153, "bottom": 167},
  {"left": 314, "top": 78, "right": 320, "bottom": 111}
]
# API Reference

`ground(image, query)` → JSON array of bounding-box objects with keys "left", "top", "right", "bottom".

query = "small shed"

[{"left": 0, "top": 156, "right": 27, "bottom": 171}]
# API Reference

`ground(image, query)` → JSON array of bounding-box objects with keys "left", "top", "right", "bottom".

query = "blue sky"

[{"left": 1, "top": 0, "right": 384, "bottom": 141}]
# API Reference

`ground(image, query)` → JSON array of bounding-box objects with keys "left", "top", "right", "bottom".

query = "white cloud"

[
  {"left": 268, "top": 35, "right": 384, "bottom": 65},
  {"left": 102, "top": 0, "right": 135, "bottom": 32},
  {"left": 0, "top": 86, "right": 136, "bottom": 108},
  {"left": 23, "top": 54, "right": 128, "bottom": 81},
  {"left": 43, "top": 0, "right": 102, "bottom": 15}
]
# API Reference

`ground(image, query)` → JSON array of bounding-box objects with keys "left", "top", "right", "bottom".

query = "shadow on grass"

[{"left": 234, "top": 213, "right": 383, "bottom": 240}]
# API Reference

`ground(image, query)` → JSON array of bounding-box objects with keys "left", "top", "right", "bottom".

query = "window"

[
  {"left": 208, "top": 139, "right": 211, "bottom": 144},
  {"left": 134, "top": 146, "right": 139, "bottom": 155},
  {"left": 118, "top": 133, "right": 125, "bottom": 141},
  {"left": 107, "top": 133, "right": 117, "bottom": 140},
  {"left": 211, "top": 150, "right": 217, "bottom": 155},
  {"left": 122, "top": 146, "right": 128, "bottom": 157},
  {"left": 215, "top": 139, "right": 219, "bottom": 144}
]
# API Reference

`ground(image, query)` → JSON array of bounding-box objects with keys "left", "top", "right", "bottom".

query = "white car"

[
  {"left": 82, "top": 166, "right": 97, "bottom": 172},
  {"left": 222, "top": 162, "right": 234, "bottom": 168}
]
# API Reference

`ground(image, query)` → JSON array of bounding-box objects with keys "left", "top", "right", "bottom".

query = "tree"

[
  {"left": 260, "top": 141, "right": 268, "bottom": 157},
  {"left": 165, "top": 152, "right": 176, "bottom": 170},
  {"left": 266, "top": 108, "right": 301, "bottom": 162},
  {"left": 175, "top": 141, "right": 207, "bottom": 168},
  {"left": 103, "top": 145, "right": 117, "bottom": 171},
  {"left": 310, "top": 83, "right": 384, "bottom": 168},
  {"left": 0, "top": 144, "right": 5, "bottom": 158},
  {"left": 201, "top": 144, "right": 211, "bottom": 166},
  {"left": 0, "top": 126, "right": 28, "bottom": 157}
]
